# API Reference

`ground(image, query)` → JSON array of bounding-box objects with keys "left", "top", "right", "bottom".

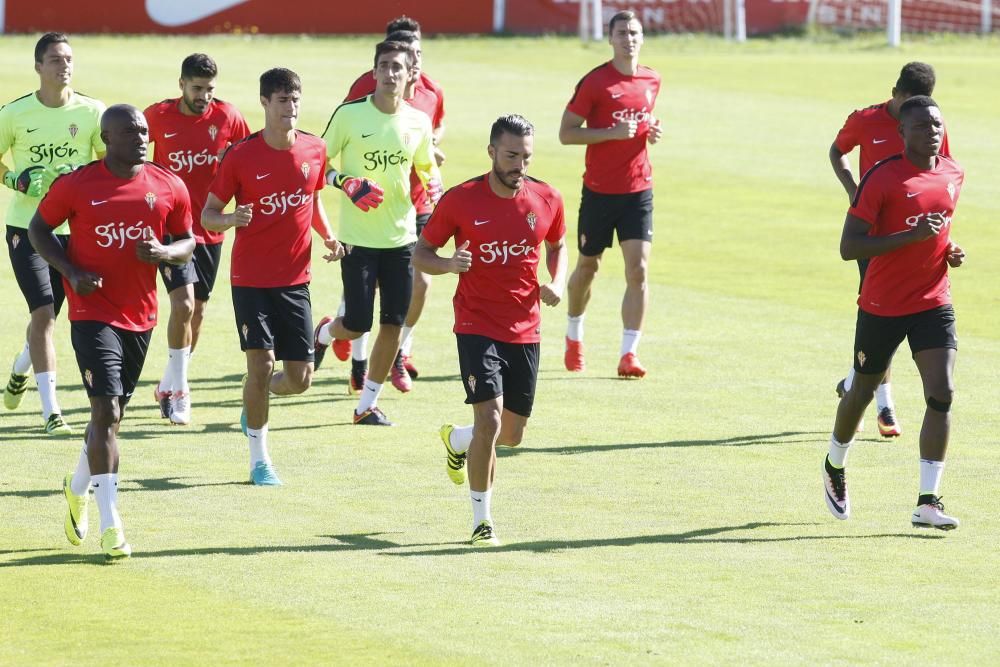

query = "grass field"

[{"left": 1, "top": 33, "right": 998, "bottom": 664}]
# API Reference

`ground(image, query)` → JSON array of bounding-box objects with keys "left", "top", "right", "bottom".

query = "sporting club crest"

[
  {"left": 467, "top": 374, "right": 476, "bottom": 393},
  {"left": 68, "top": 123, "right": 79, "bottom": 138},
  {"left": 84, "top": 369, "right": 93, "bottom": 388},
  {"left": 145, "top": 192, "right": 158, "bottom": 210},
  {"left": 856, "top": 350, "right": 866, "bottom": 368},
  {"left": 241, "top": 323, "right": 249, "bottom": 340},
  {"left": 526, "top": 211, "right": 537, "bottom": 231},
  {"left": 208, "top": 124, "right": 219, "bottom": 141},
  {"left": 11, "top": 233, "right": 20, "bottom": 250},
  {"left": 947, "top": 182, "right": 956, "bottom": 201},
  {"left": 301, "top": 161, "right": 311, "bottom": 180},
  {"left": 163, "top": 266, "right": 172, "bottom": 281}
]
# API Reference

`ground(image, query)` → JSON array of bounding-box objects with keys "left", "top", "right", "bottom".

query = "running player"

[
  {"left": 145, "top": 53, "right": 251, "bottom": 425},
  {"left": 559, "top": 10, "right": 661, "bottom": 378},
  {"left": 29, "top": 104, "right": 194, "bottom": 560},
  {"left": 412, "top": 114, "right": 567, "bottom": 546},
  {"left": 829, "top": 62, "right": 950, "bottom": 438},
  {"left": 203, "top": 68, "right": 344, "bottom": 485},
  {"left": 315, "top": 40, "right": 441, "bottom": 426},
  {"left": 822, "top": 96, "right": 964, "bottom": 531},
  {"left": 341, "top": 23, "right": 446, "bottom": 392},
  {"left": 0, "top": 32, "right": 105, "bottom": 434}
]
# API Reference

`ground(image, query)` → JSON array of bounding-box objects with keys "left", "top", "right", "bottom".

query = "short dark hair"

[
  {"left": 386, "top": 15, "right": 421, "bottom": 35},
  {"left": 896, "top": 62, "right": 936, "bottom": 97},
  {"left": 374, "top": 40, "right": 416, "bottom": 70},
  {"left": 608, "top": 10, "right": 639, "bottom": 33},
  {"left": 899, "top": 95, "right": 939, "bottom": 119},
  {"left": 490, "top": 114, "right": 534, "bottom": 144},
  {"left": 385, "top": 30, "right": 418, "bottom": 45},
  {"left": 259, "top": 68, "right": 301, "bottom": 98},
  {"left": 35, "top": 32, "right": 69, "bottom": 63},
  {"left": 181, "top": 53, "right": 218, "bottom": 80}
]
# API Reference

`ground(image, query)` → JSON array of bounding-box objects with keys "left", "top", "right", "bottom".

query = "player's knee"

[
  {"left": 91, "top": 399, "right": 120, "bottom": 428},
  {"left": 291, "top": 367, "right": 313, "bottom": 394},
  {"left": 926, "top": 392, "right": 953, "bottom": 413},
  {"left": 171, "top": 293, "right": 195, "bottom": 321},
  {"left": 625, "top": 260, "right": 648, "bottom": 287},
  {"left": 247, "top": 356, "right": 274, "bottom": 380},
  {"left": 498, "top": 431, "right": 523, "bottom": 447},
  {"left": 413, "top": 271, "right": 431, "bottom": 293}
]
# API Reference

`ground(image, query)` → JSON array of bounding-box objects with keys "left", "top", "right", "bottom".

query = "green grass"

[{"left": 1, "top": 34, "right": 998, "bottom": 664}]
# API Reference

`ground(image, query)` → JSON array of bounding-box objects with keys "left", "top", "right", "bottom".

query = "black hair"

[
  {"left": 899, "top": 95, "right": 939, "bottom": 119},
  {"left": 386, "top": 16, "right": 421, "bottom": 35},
  {"left": 385, "top": 30, "right": 418, "bottom": 45},
  {"left": 896, "top": 62, "right": 936, "bottom": 97},
  {"left": 181, "top": 53, "right": 218, "bottom": 80},
  {"left": 259, "top": 68, "right": 301, "bottom": 98},
  {"left": 35, "top": 32, "right": 69, "bottom": 63},
  {"left": 490, "top": 114, "right": 534, "bottom": 144},
  {"left": 373, "top": 41, "right": 416, "bottom": 70},
  {"left": 608, "top": 10, "right": 639, "bottom": 33}
]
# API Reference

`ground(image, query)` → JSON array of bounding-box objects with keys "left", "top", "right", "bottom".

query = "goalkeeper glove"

[
  {"left": 3, "top": 166, "right": 45, "bottom": 197},
  {"left": 425, "top": 178, "right": 443, "bottom": 206},
  {"left": 327, "top": 169, "right": 384, "bottom": 213}
]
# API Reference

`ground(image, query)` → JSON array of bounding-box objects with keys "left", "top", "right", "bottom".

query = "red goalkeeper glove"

[{"left": 327, "top": 169, "right": 384, "bottom": 212}]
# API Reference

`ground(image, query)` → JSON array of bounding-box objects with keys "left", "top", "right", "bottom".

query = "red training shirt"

[
  {"left": 344, "top": 71, "right": 445, "bottom": 216},
  {"left": 422, "top": 174, "right": 566, "bottom": 344},
  {"left": 849, "top": 153, "right": 964, "bottom": 317},
  {"left": 208, "top": 131, "right": 327, "bottom": 288},
  {"left": 37, "top": 160, "right": 193, "bottom": 331},
  {"left": 565, "top": 61, "right": 660, "bottom": 194},
  {"left": 144, "top": 98, "right": 250, "bottom": 245},
  {"left": 834, "top": 101, "right": 952, "bottom": 176}
]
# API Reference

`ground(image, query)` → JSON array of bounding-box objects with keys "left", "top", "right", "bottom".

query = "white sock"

[
  {"left": 168, "top": 346, "right": 191, "bottom": 393},
  {"left": 470, "top": 488, "right": 493, "bottom": 527},
  {"left": 70, "top": 445, "right": 91, "bottom": 495},
  {"left": 449, "top": 425, "right": 474, "bottom": 454},
  {"left": 35, "top": 371, "right": 59, "bottom": 419},
  {"left": 247, "top": 425, "right": 270, "bottom": 472},
  {"left": 828, "top": 435, "right": 852, "bottom": 468},
  {"left": 13, "top": 342, "right": 31, "bottom": 374},
  {"left": 317, "top": 321, "right": 334, "bottom": 345},
  {"left": 91, "top": 473, "right": 122, "bottom": 533},
  {"left": 567, "top": 315, "right": 584, "bottom": 342},
  {"left": 875, "top": 382, "right": 893, "bottom": 412},
  {"left": 844, "top": 367, "right": 856, "bottom": 392},
  {"left": 919, "top": 459, "right": 945, "bottom": 498},
  {"left": 399, "top": 325, "right": 415, "bottom": 356},
  {"left": 620, "top": 329, "right": 642, "bottom": 357},
  {"left": 356, "top": 380, "right": 382, "bottom": 414},
  {"left": 352, "top": 333, "right": 369, "bottom": 362}
]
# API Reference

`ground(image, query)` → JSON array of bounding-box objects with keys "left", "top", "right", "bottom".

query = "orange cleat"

[
  {"left": 564, "top": 337, "right": 585, "bottom": 372},
  {"left": 332, "top": 337, "right": 351, "bottom": 362},
  {"left": 617, "top": 352, "right": 646, "bottom": 379}
]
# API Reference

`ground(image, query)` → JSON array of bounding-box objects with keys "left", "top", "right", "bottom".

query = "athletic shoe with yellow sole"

[
  {"left": 45, "top": 413, "right": 72, "bottom": 436},
  {"left": 101, "top": 526, "right": 131, "bottom": 561},
  {"left": 440, "top": 424, "right": 467, "bottom": 485},
  {"left": 470, "top": 520, "right": 500, "bottom": 547},
  {"left": 3, "top": 367, "right": 29, "bottom": 410},
  {"left": 877, "top": 406, "right": 902, "bottom": 438},
  {"left": 63, "top": 473, "right": 89, "bottom": 546}
]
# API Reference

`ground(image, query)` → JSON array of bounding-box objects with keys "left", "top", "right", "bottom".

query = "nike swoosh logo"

[
  {"left": 472, "top": 498, "right": 482, "bottom": 502},
  {"left": 164, "top": 132, "right": 179, "bottom": 138},
  {"left": 91, "top": 200, "right": 108, "bottom": 206},
  {"left": 611, "top": 93, "right": 624, "bottom": 99},
  {"left": 307, "top": 348, "right": 315, "bottom": 355},
  {"left": 256, "top": 173, "right": 270, "bottom": 180},
  {"left": 906, "top": 192, "right": 921, "bottom": 198},
  {"left": 473, "top": 220, "right": 489, "bottom": 226},
  {"left": 26, "top": 128, "right": 39, "bottom": 133},
  {"left": 362, "top": 133, "right": 375, "bottom": 138},
  {"left": 144, "top": 0, "right": 250, "bottom": 27},
  {"left": 872, "top": 139, "right": 887, "bottom": 144}
]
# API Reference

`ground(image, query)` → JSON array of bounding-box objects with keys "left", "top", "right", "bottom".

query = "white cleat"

[
  {"left": 911, "top": 497, "right": 959, "bottom": 531},
  {"left": 823, "top": 455, "right": 850, "bottom": 520},
  {"left": 169, "top": 390, "right": 191, "bottom": 426}
]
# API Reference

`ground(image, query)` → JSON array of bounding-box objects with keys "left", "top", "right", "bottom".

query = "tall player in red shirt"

[
  {"left": 340, "top": 22, "right": 446, "bottom": 392},
  {"left": 203, "top": 68, "right": 344, "bottom": 486},
  {"left": 145, "top": 53, "right": 250, "bottom": 425},
  {"left": 560, "top": 10, "right": 661, "bottom": 379},
  {"left": 413, "top": 115, "right": 567, "bottom": 547},
  {"left": 29, "top": 104, "right": 195, "bottom": 560},
  {"left": 822, "top": 96, "right": 965, "bottom": 531},
  {"left": 829, "top": 62, "right": 950, "bottom": 438}
]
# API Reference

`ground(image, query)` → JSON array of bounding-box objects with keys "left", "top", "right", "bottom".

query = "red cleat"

[
  {"left": 390, "top": 353, "right": 412, "bottom": 393},
  {"left": 312, "top": 315, "right": 334, "bottom": 370},
  {"left": 401, "top": 353, "right": 419, "bottom": 379},
  {"left": 877, "top": 407, "right": 902, "bottom": 438},
  {"left": 617, "top": 353, "right": 646, "bottom": 379},
  {"left": 564, "top": 337, "right": 585, "bottom": 372},
  {"left": 332, "top": 337, "right": 351, "bottom": 362}
]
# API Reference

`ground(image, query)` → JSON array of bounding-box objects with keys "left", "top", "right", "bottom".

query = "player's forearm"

[
  {"left": 201, "top": 206, "right": 234, "bottom": 232},
  {"left": 559, "top": 125, "right": 617, "bottom": 146},
  {"left": 164, "top": 235, "right": 196, "bottom": 265},
  {"left": 27, "top": 215, "right": 74, "bottom": 276},
  {"left": 829, "top": 144, "right": 857, "bottom": 201},
  {"left": 546, "top": 241, "right": 568, "bottom": 288},
  {"left": 840, "top": 230, "right": 920, "bottom": 261},
  {"left": 310, "top": 196, "right": 335, "bottom": 240},
  {"left": 411, "top": 241, "right": 452, "bottom": 275}
]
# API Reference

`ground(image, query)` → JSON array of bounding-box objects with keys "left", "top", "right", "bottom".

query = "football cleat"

[
  {"left": 877, "top": 406, "right": 901, "bottom": 438},
  {"left": 312, "top": 315, "right": 334, "bottom": 370},
  {"left": 101, "top": 527, "right": 132, "bottom": 561},
  {"left": 390, "top": 352, "right": 412, "bottom": 393},
  {"left": 440, "top": 424, "right": 467, "bottom": 485},
  {"left": 822, "top": 455, "right": 850, "bottom": 520},
  {"left": 349, "top": 359, "right": 367, "bottom": 395},
  {"left": 239, "top": 373, "right": 248, "bottom": 436},
  {"left": 249, "top": 461, "right": 283, "bottom": 486},
  {"left": 45, "top": 413, "right": 72, "bottom": 436},
  {"left": 401, "top": 353, "right": 419, "bottom": 379},
  {"left": 617, "top": 352, "right": 646, "bottom": 378},
  {"left": 153, "top": 385, "right": 172, "bottom": 420},
  {"left": 63, "top": 473, "right": 89, "bottom": 546},
  {"left": 564, "top": 337, "right": 585, "bottom": 372},
  {"left": 3, "top": 368, "right": 29, "bottom": 410},
  {"left": 834, "top": 378, "right": 864, "bottom": 432},
  {"left": 169, "top": 390, "right": 191, "bottom": 426},
  {"left": 912, "top": 496, "right": 959, "bottom": 531},
  {"left": 332, "top": 337, "right": 351, "bottom": 362},
  {"left": 470, "top": 520, "right": 500, "bottom": 547},
  {"left": 353, "top": 406, "right": 393, "bottom": 426}
]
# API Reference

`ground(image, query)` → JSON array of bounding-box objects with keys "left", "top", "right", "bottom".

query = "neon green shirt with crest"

[
  {"left": 321, "top": 95, "right": 439, "bottom": 249},
  {"left": 0, "top": 91, "right": 106, "bottom": 233}
]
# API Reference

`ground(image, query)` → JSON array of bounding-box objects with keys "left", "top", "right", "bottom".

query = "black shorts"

[
  {"left": 577, "top": 186, "right": 653, "bottom": 257},
  {"left": 456, "top": 334, "right": 539, "bottom": 418},
  {"left": 232, "top": 284, "right": 314, "bottom": 361},
  {"left": 415, "top": 213, "right": 431, "bottom": 237},
  {"left": 340, "top": 243, "right": 414, "bottom": 332},
  {"left": 71, "top": 321, "right": 152, "bottom": 406},
  {"left": 159, "top": 241, "right": 223, "bottom": 301},
  {"left": 853, "top": 305, "right": 958, "bottom": 375},
  {"left": 856, "top": 258, "right": 870, "bottom": 293},
  {"left": 6, "top": 226, "right": 67, "bottom": 315}
]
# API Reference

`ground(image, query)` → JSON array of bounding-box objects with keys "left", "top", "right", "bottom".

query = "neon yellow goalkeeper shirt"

[
  {"left": 0, "top": 91, "right": 105, "bottom": 234},
  {"left": 321, "top": 95, "right": 439, "bottom": 249}
]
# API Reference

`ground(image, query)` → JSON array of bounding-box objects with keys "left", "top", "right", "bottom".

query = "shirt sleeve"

[
  {"left": 231, "top": 108, "right": 251, "bottom": 142},
  {"left": 847, "top": 170, "right": 883, "bottom": 227},
  {"left": 321, "top": 108, "right": 344, "bottom": 164},
  {"left": 833, "top": 111, "right": 860, "bottom": 154},
  {"left": 143, "top": 105, "right": 159, "bottom": 145},
  {"left": 420, "top": 191, "right": 457, "bottom": 247},
  {"left": 345, "top": 73, "right": 375, "bottom": 103},
  {"left": 208, "top": 146, "right": 239, "bottom": 204},
  {"left": 546, "top": 191, "right": 567, "bottom": 243},
  {"left": 166, "top": 176, "right": 194, "bottom": 236},
  {"left": 36, "top": 173, "right": 74, "bottom": 228},
  {"left": 412, "top": 117, "right": 440, "bottom": 188},
  {"left": 314, "top": 142, "right": 327, "bottom": 192},
  {"left": 565, "top": 73, "right": 595, "bottom": 119},
  {"left": 0, "top": 105, "right": 13, "bottom": 157},
  {"left": 939, "top": 129, "right": 951, "bottom": 159},
  {"left": 91, "top": 101, "right": 107, "bottom": 156}
]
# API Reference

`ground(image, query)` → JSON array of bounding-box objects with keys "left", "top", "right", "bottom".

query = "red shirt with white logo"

[
  {"left": 37, "top": 160, "right": 193, "bottom": 331},
  {"left": 144, "top": 98, "right": 250, "bottom": 244},
  {"left": 849, "top": 154, "right": 964, "bottom": 317},
  {"left": 565, "top": 61, "right": 660, "bottom": 194},
  {"left": 422, "top": 174, "right": 566, "bottom": 344},
  {"left": 834, "top": 101, "right": 951, "bottom": 176},
  {"left": 208, "top": 131, "right": 327, "bottom": 288},
  {"left": 345, "top": 72, "right": 445, "bottom": 215}
]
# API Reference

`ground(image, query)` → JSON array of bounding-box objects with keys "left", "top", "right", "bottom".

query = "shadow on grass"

[
  {"left": 0, "top": 477, "right": 246, "bottom": 499},
  {"left": 497, "top": 431, "right": 826, "bottom": 457}
]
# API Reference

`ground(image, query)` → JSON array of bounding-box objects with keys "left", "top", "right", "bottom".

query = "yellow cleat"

[
  {"left": 3, "top": 368, "right": 29, "bottom": 410},
  {"left": 45, "top": 413, "right": 73, "bottom": 436},
  {"left": 101, "top": 527, "right": 131, "bottom": 561},
  {"left": 63, "top": 473, "right": 89, "bottom": 546},
  {"left": 440, "top": 424, "right": 467, "bottom": 485},
  {"left": 470, "top": 520, "right": 500, "bottom": 547}
]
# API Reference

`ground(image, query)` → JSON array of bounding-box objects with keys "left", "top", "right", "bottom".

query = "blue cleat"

[{"left": 250, "top": 461, "right": 282, "bottom": 486}]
